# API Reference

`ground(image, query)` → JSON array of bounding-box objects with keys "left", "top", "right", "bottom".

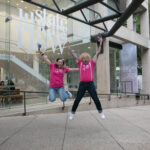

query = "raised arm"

[
  {"left": 65, "top": 42, "right": 79, "bottom": 63},
  {"left": 69, "top": 68, "right": 79, "bottom": 72},
  {"left": 38, "top": 44, "right": 51, "bottom": 65},
  {"left": 41, "top": 54, "right": 51, "bottom": 65},
  {"left": 92, "top": 37, "right": 103, "bottom": 63}
]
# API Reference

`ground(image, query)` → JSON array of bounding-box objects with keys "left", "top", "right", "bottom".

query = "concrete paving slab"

[
  {"left": 91, "top": 107, "right": 150, "bottom": 150},
  {"left": 0, "top": 114, "right": 68, "bottom": 150},
  {"left": 64, "top": 111, "right": 123, "bottom": 150},
  {"left": 0, "top": 116, "right": 35, "bottom": 146},
  {"left": 0, "top": 105, "right": 150, "bottom": 150}
]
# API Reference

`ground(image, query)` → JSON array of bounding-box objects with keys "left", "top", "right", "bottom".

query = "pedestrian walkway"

[{"left": 0, "top": 105, "right": 150, "bottom": 150}]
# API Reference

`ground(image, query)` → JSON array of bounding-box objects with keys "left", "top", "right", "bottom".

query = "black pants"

[{"left": 71, "top": 81, "right": 103, "bottom": 113}]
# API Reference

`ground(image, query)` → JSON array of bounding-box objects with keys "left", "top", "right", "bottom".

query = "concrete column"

[
  {"left": 126, "top": 0, "right": 133, "bottom": 30},
  {"left": 140, "top": 8, "right": 149, "bottom": 37},
  {"left": 92, "top": 0, "right": 110, "bottom": 94},
  {"left": 140, "top": 4, "right": 150, "bottom": 94},
  {"left": 97, "top": 38, "right": 110, "bottom": 94},
  {"left": 1, "top": 67, "right": 6, "bottom": 81},
  {"left": 33, "top": 54, "right": 39, "bottom": 73},
  {"left": 142, "top": 48, "right": 150, "bottom": 94}
]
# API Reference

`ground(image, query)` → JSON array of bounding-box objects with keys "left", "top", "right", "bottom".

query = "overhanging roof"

[{"left": 23, "top": 0, "right": 145, "bottom": 37}]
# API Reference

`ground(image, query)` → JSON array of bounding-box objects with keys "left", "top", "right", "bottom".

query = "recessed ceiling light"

[
  {"left": 7, "top": 1, "right": 10, "bottom": 2},
  {"left": 88, "top": 47, "right": 91, "bottom": 49},
  {"left": 16, "top": 3, "right": 19, "bottom": 6},
  {"left": 21, "top": 0, "right": 24, "bottom": 2},
  {"left": 25, "top": 6, "right": 27, "bottom": 9}
]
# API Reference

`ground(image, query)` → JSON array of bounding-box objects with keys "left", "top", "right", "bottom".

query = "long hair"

[
  {"left": 55, "top": 58, "right": 66, "bottom": 69},
  {"left": 80, "top": 52, "right": 91, "bottom": 61}
]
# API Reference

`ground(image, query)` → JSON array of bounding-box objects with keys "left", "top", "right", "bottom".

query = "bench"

[
  {"left": 0, "top": 89, "right": 23, "bottom": 107},
  {"left": 0, "top": 94, "right": 23, "bottom": 107}
]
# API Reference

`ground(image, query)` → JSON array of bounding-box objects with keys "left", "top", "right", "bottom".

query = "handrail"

[
  {"left": 89, "top": 92, "right": 150, "bottom": 105},
  {"left": 0, "top": 90, "right": 149, "bottom": 116},
  {"left": 0, "top": 90, "right": 63, "bottom": 115}
]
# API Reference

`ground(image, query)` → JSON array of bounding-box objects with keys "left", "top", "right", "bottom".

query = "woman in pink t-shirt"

[
  {"left": 66, "top": 37, "right": 105, "bottom": 120},
  {"left": 38, "top": 46, "right": 78, "bottom": 102}
]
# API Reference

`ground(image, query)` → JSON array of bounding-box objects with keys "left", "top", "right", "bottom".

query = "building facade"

[{"left": 0, "top": 0, "right": 150, "bottom": 102}]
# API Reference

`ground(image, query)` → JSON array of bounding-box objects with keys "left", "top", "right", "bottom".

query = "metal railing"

[
  {"left": 120, "top": 81, "right": 133, "bottom": 94},
  {"left": 0, "top": 90, "right": 149, "bottom": 116},
  {"left": 0, "top": 90, "right": 65, "bottom": 116},
  {"left": 89, "top": 92, "right": 150, "bottom": 105}
]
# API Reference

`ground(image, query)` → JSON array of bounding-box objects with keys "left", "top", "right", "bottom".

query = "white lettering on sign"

[{"left": 18, "top": 8, "right": 67, "bottom": 53}]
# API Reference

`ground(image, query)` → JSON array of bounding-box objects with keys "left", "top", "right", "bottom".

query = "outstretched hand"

[
  {"left": 97, "top": 37, "right": 103, "bottom": 55},
  {"left": 37, "top": 43, "right": 44, "bottom": 55},
  {"left": 37, "top": 43, "right": 42, "bottom": 51},
  {"left": 98, "top": 37, "right": 103, "bottom": 46}
]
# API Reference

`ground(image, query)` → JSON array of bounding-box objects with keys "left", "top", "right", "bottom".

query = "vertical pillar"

[
  {"left": 140, "top": 1, "right": 149, "bottom": 37},
  {"left": 1, "top": 68, "right": 6, "bottom": 81},
  {"left": 5, "top": 1, "right": 11, "bottom": 80},
  {"left": 97, "top": 38, "right": 110, "bottom": 94},
  {"left": 93, "top": 0, "right": 110, "bottom": 94},
  {"left": 142, "top": 49, "right": 150, "bottom": 94},
  {"left": 140, "top": 1, "right": 150, "bottom": 94}
]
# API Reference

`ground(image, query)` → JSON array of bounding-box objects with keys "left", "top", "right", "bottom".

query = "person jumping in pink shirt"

[
  {"left": 38, "top": 44, "right": 78, "bottom": 102},
  {"left": 66, "top": 37, "right": 105, "bottom": 120}
]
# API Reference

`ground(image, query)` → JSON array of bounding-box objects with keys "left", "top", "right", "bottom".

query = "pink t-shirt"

[
  {"left": 49, "top": 63, "right": 69, "bottom": 88},
  {"left": 77, "top": 59, "right": 96, "bottom": 82}
]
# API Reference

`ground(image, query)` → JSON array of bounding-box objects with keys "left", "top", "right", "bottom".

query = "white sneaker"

[
  {"left": 69, "top": 113, "right": 74, "bottom": 120},
  {"left": 67, "top": 91, "right": 72, "bottom": 98},
  {"left": 100, "top": 112, "right": 105, "bottom": 119}
]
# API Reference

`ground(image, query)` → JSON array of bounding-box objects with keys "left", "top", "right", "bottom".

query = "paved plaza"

[{"left": 0, "top": 105, "right": 150, "bottom": 150}]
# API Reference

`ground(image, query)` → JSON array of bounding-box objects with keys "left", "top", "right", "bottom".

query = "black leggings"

[{"left": 71, "top": 81, "right": 103, "bottom": 113}]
